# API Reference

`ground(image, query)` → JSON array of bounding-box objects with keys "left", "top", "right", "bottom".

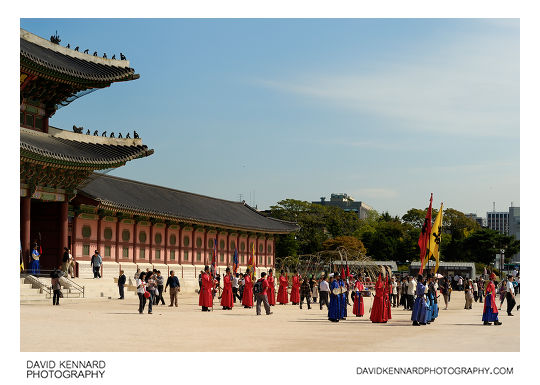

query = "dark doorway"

[{"left": 29, "top": 200, "right": 64, "bottom": 270}]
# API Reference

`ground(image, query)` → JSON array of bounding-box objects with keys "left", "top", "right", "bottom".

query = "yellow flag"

[{"left": 428, "top": 203, "right": 444, "bottom": 273}]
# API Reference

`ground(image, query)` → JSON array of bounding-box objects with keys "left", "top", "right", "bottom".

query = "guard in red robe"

[
  {"left": 277, "top": 270, "right": 289, "bottom": 304},
  {"left": 352, "top": 277, "right": 365, "bottom": 317},
  {"left": 220, "top": 267, "right": 234, "bottom": 310},
  {"left": 370, "top": 273, "right": 386, "bottom": 323},
  {"left": 199, "top": 265, "right": 213, "bottom": 311},
  {"left": 290, "top": 272, "right": 301, "bottom": 305},
  {"left": 242, "top": 269, "right": 254, "bottom": 308},
  {"left": 267, "top": 269, "right": 276, "bottom": 306}
]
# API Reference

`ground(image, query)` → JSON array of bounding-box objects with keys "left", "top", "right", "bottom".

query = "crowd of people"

[{"left": 45, "top": 258, "right": 520, "bottom": 326}]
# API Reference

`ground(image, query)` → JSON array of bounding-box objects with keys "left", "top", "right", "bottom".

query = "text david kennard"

[{"left": 27, "top": 360, "right": 106, "bottom": 379}]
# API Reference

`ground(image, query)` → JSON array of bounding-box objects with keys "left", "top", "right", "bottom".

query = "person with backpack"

[{"left": 254, "top": 272, "right": 272, "bottom": 315}]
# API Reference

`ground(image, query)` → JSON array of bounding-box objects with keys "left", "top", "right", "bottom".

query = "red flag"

[
  {"left": 341, "top": 266, "right": 345, "bottom": 279},
  {"left": 418, "top": 193, "right": 433, "bottom": 275}
]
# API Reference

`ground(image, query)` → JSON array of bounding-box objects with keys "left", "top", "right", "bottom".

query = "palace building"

[{"left": 20, "top": 28, "right": 297, "bottom": 283}]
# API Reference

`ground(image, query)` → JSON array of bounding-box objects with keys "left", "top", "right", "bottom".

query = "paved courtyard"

[{"left": 20, "top": 292, "right": 519, "bottom": 352}]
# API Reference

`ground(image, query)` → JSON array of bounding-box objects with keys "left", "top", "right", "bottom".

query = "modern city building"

[
  {"left": 313, "top": 193, "right": 374, "bottom": 220},
  {"left": 465, "top": 213, "right": 484, "bottom": 227}
]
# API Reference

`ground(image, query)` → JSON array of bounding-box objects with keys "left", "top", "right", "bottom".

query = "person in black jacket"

[{"left": 118, "top": 270, "right": 126, "bottom": 299}]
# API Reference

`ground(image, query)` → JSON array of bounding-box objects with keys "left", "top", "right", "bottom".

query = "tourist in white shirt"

[
  {"left": 391, "top": 277, "right": 398, "bottom": 307},
  {"left": 406, "top": 276, "right": 416, "bottom": 310},
  {"left": 232, "top": 273, "right": 240, "bottom": 303},
  {"left": 319, "top": 276, "right": 330, "bottom": 310}
]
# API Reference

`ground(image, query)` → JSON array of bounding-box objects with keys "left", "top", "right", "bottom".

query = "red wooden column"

[
  {"left": 115, "top": 217, "right": 121, "bottom": 263},
  {"left": 21, "top": 197, "right": 31, "bottom": 263},
  {"left": 226, "top": 232, "right": 230, "bottom": 267},
  {"left": 133, "top": 221, "right": 138, "bottom": 264},
  {"left": 164, "top": 224, "right": 169, "bottom": 265},
  {"left": 58, "top": 201, "right": 68, "bottom": 268},
  {"left": 149, "top": 222, "right": 154, "bottom": 265},
  {"left": 96, "top": 215, "right": 103, "bottom": 255},
  {"left": 203, "top": 228, "right": 208, "bottom": 265},
  {"left": 191, "top": 228, "right": 196, "bottom": 266}
]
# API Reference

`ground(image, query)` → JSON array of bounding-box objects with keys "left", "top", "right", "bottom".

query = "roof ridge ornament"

[{"left": 50, "top": 31, "right": 61, "bottom": 45}]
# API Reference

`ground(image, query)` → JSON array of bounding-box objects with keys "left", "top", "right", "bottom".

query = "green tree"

[{"left": 322, "top": 236, "right": 367, "bottom": 257}]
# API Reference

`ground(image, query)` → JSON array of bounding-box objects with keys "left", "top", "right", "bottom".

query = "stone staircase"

[{"left": 20, "top": 275, "right": 85, "bottom": 303}]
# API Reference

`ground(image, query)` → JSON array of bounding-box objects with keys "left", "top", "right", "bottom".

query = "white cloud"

[{"left": 252, "top": 30, "right": 519, "bottom": 138}]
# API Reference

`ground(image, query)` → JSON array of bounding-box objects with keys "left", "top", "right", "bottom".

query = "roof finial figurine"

[
  {"left": 75, "top": 46, "right": 79, "bottom": 51},
  {"left": 93, "top": 130, "right": 99, "bottom": 136},
  {"left": 117, "top": 132, "right": 123, "bottom": 138},
  {"left": 110, "top": 132, "right": 115, "bottom": 138},
  {"left": 84, "top": 49, "right": 89, "bottom": 54},
  {"left": 111, "top": 54, "right": 116, "bottom": 60},
  {"left": 50, "top": 31, "right": 61, "bottom": 44},
  {"left": 125, "top": 132, "right": 131, "bottom": 139},
  {"left": 102, "top": 131, "right": 107, "bottom": 137},
  {"left": 86, "top": 129, "right": 90, "bottom": 135},
  {"left": 66, "top": 43, "right": 70, "bottom": 49},
  {"left": 93, "top": 51, "right": 98, "bottom": 57},
  {"left": 120, "top": 53, "right": 126, "bottom": 60},
  {"left": 133, "top": 130, "right": 139, "bottom": 139},
  {"left": 72, "top": 125, "right": 83, "bottom": 134},
  {"left": 103, "top": 53, "right": 107, "bottom": 59}
]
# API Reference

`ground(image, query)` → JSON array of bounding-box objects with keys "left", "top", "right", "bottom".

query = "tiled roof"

[
  {"left": 20, "top": 34, "right": 138, "bottom": 84},
  {"left": 20, "top": 128, "right": 153, "bottom": 168},
  {"left": 79, "top": 173, "right": 299, "bottom": 234}
]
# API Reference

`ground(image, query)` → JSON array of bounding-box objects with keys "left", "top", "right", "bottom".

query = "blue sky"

[{"left": 20, "top": 18, "right": 520, "bottom": 217}]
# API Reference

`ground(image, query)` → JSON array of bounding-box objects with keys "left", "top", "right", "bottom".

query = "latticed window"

[
  {"left": 155, "top": 249, "right": 161, "bottom": 260},
  {"left": 123, "top": 247, "right": 129, "bottom": 259},
  {"left": 104, "top": 246, "right": 111, "bottom": 257},
  {"left": 184, "top": 251, "right": 189, "bottom": 261},
  {"left": 196, "top": 252, "right": 201, "bottom": 261},
  {"left": 170, "top": 250, "right": 175, "bottom": 260},
  {"left": 268, "top": 257, "right": 272, "bottom": 265},
  {"left": 220, "top": 253, "right": 224, "bottom": 262},
  {"left": 104, "top": 227, "right": 113, "bottom": 240},
  {"left": 122, "top": 230, "right": 130, "bottom": 241},
  {"left": 169, "top": 234, "right": 177, "bottom": 245},
  {"left": 139, "top": 231, "right": 147, "bottom": 243},
  {"left": 140, "top": 248, "right": 145, "bottom": 259},
  {"left": 82, "top": 244, "right": 90, "bottom": 256},
  {"left": 82, "top": 226, "right": 91, "bottom": 238}
]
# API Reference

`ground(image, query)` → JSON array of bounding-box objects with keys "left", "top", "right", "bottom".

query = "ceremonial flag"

[
  {"left": 20, "top": 241, "right": 24, "bottom": 272},
  {"left": 428, "top": 202, "right": 444, "bottom": 273},
  {"left": 418, "top": 193, "right": 433, "bottom": 275},
  {"left": 233, "top": 248, "right": 239, "bottom": 274}
]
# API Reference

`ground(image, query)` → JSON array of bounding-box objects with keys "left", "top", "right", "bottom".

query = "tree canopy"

[{"left": 270, "top": 199, "right": 519, "bottom": 269}]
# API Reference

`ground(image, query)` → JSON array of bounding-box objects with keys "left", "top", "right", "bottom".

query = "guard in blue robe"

[
  {"left": 428, "top": 279, "right": 439, "bottom": 321},
  {"left": 411, "top": 275, "right": 428, "bottom": 325},
  {"left": 31, "top": 246, "right": 40, "bottom": 275},
  {"left": 339, "top": 277, "right": 347, "bottom": 320},
  {"left": 328, "top": 275, "right": 341, "bottom": 322}
]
